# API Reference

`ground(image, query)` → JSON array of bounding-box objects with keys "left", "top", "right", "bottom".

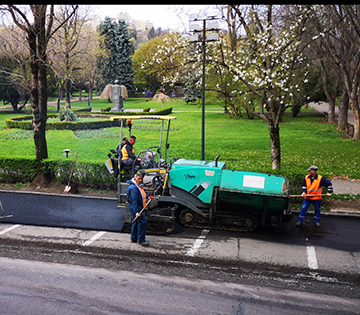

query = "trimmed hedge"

[
  {"left": 42, "top": 158, "right": 118, "bottom": 190},
  {"left": 5, "top": 107, "right": 173, "bottom": 130},
  {"left": 0, "top": 156, "right": 306, "bottom": 194},
  {"left": 0, "top": 158, "right": 38, "bottom": 183},
  {"left": 0, "top": 157, "right": 117, "bottom": 190}
]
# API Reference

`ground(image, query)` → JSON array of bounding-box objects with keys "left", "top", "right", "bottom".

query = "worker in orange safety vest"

[
  {"left": 296, "top": 165, "right": 333, "bottom": 227},
  {"left": 126, "top": 173, "right": 153, "bottom": 246}
]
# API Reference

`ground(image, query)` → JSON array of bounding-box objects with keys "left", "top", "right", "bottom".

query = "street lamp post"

[
  {"left": 189, "top": 13, "right": 220, "bottom": 161},
  {"left": 87, "top": 81, "right": 91, "bottom": 108}
]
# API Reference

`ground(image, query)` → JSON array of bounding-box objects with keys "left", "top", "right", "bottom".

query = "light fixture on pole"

[{"left": 188, "top": 13, "right": 220, "bottom": 161}]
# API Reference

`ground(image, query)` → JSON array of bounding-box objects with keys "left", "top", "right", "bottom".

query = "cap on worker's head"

[{"left": 307, "top": 165, "right": 318, "bottom": 172}]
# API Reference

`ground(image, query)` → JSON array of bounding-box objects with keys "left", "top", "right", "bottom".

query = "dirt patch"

[{"left": 325, "top": 199, "right": 360, "bottom": 212}]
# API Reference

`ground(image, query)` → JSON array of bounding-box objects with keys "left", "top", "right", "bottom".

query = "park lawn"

[{"left": 1, "top": 102, "right": 360, "bottom": 180}]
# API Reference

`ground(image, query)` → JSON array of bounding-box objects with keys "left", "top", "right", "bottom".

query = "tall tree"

[
  {"left": 1, "top": 5, "right": 78, "bottom": 184},
  {"left": 330, "top": 5, "right": 360, "bottom": 140},
  {"left": 97, "top": 18, "right": 135, "bottom": 94},
  {"left": 224, "top": 5, "right": 313, "bottom": 169},
  {"left": 50, "top": 5, "right": 88, "bottom": 108},
  {"left": 132, "top": 32, "right": 187, "bottom": 95}
]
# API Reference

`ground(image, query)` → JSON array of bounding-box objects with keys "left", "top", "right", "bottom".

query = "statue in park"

[{"left": 100, "top": 82, "right": 128, "bottom": 112}]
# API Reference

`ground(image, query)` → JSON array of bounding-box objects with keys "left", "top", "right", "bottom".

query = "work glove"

[{"left": 148, "top": 196, "right": 154, "bottom": 200}]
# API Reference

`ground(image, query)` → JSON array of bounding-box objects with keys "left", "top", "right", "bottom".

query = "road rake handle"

[
  {"left": 290, "top": 194, "right": 332, "bottom": 197},
  {"left": 132, "top": 199, "right": 152, "bottom": 223}
]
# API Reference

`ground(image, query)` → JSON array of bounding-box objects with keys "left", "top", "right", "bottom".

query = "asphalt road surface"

[
  {"left": 0, "top": 191, "right": 122, "bottom": 231},
  {"left": 0, "top": 190, "right": 360, "bottom": 314},
  {"left": 1, "top": 256, "right": 359, "bottom": 315}
]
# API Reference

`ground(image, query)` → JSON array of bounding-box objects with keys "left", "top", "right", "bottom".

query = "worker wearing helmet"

[{"left": 296, "top": 165, "right": 333, "bottom": 227}]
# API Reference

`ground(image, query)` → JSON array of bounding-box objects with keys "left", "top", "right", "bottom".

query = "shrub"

[
  {"left": 0, "top": 158, "right": 38, "bottom": 183},
  {"left": 59, "top": 109, "right": 77, "bottom": 121},
  {"left": 42, "top": 159, "right": 117, "bottom": 190}
]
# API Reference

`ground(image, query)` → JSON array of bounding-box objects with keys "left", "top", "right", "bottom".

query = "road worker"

[
  {"left": 126, "top": 173, "right": 153, "bottom": 246},
  {"left": 296, "top": 165, "right": 333, "bottom": 227}
]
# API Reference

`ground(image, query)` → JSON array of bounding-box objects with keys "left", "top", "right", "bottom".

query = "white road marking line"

[
  {"left": 0, "top": 224, "right": 21, "bottom": 236},
  {"left": 186, "top": 229, "right": 210, "bottom": 257},
  {"left": 82, "top": 231, "right": 107, "bottom": 247},
  {"left": 306, "top": 245, "right": 318, "bottom": 270}
]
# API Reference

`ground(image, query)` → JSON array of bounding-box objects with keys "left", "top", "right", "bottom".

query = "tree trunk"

[
  {"left": 338, "top": 89, "right": 349, "bottom": 131},
  {"left": 269, "top": 123, "right": 281, "bottom": 170},
  {"left": 65, "top": 77, "right": 71, "bottom": 108},
  {"left": 342, "top": 63, "right": 360, "bottom": 140},
  {"left": 26, "top": 6, "right": 50, "bottom": 186},
  {"left": 349, "top": 88, "right": 360, "bottom": 140},
  {"left": 320, "top": 60, "right": 337, "bottom": 124},
  {"left": 353, "top": 107, "right": 360, "bottom": 140}
]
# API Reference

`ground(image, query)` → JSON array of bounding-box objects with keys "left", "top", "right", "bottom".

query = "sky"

[{"left": 92, "top": 5, "right": 217, "bottom": 31}]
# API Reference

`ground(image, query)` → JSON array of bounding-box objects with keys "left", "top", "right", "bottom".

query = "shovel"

[
  {"left": 64, "top": 151, "right": 78, "bottom": 193},
  {"left": 0, "top": 200, "right": 13, "bottom": 219}
]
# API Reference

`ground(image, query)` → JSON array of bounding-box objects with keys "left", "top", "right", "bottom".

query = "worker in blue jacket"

[{"left": 126, "top": 174, "right": 153, "bottom": 246}]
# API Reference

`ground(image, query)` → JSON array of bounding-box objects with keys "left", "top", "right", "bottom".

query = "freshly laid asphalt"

[{"left": 0, "top": 190, "right": 122, "bottom": 232}]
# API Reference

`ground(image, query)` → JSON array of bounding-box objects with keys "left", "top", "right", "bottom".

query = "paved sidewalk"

[
  {"left": 307, "top": 101, "right": 354, "bottom": 125},
  {"left": 332, "top": 178, "right": 360, "bottom": 195}
]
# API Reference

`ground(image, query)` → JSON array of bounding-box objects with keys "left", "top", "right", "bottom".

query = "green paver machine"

[{"left": 106, "top": 115, "right": 292, "bottom": 232}]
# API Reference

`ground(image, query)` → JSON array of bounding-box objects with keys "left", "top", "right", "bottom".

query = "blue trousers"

[
  {"left": 299, "top": 198, "right": 321, "bottom": 223},
  {"left": 131, "top": 211, "right": 147, "bottom": 243}
]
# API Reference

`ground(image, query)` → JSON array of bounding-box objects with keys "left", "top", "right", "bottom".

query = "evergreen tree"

[
  {"left": 98, "top": 18, "right": 135, "bottom": 94},
  {"left": 183, "top": 73, "right": 201, "bottom": 103}
]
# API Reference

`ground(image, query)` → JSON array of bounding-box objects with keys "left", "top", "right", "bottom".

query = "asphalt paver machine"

[{"left": 106, "top": 115, "right": 292, "bottom": 233}]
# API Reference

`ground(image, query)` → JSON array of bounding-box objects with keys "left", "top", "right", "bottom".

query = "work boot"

[
  {"left": 295, "top": 221, "right": 302, "bottom": 227},
  {"left": 138, "top": 241, "right": 149, "bottom": 247},
  {"left": 315, "top": 222, "right": 320, "bottom": 227}
]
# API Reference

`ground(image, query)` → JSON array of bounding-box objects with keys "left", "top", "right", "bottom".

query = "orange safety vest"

[
  {"left": 138, "top": 185, "right": 147, "bottom": 208},
  {"left": 305, "top": 174, "right": 323, "bottom": 200}
]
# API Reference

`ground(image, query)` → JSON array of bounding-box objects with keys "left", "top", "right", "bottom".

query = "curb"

[{"left": 291, "top": 209, "right": 360, "bottom": 219}]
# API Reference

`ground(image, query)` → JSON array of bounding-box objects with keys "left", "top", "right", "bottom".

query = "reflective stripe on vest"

[{"left": 305, "top": 174, "right": 323, "bottom": 200}]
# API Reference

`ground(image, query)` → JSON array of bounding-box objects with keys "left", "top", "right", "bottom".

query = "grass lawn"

[{"left": 1, "top": 97, "right": 360, "bottom": 181}]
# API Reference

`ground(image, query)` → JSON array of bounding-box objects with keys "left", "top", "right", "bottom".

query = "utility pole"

[{"left": 189, "top": 12, "right": 220, "bottom": 161}]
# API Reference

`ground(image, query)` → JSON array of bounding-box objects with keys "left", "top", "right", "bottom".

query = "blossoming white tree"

[
  {"left": 222, "top": 5, "right": 312, "bottom": 169},
  {"left": 146, "top": 5, "right": 313, "bottom": 170}
]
